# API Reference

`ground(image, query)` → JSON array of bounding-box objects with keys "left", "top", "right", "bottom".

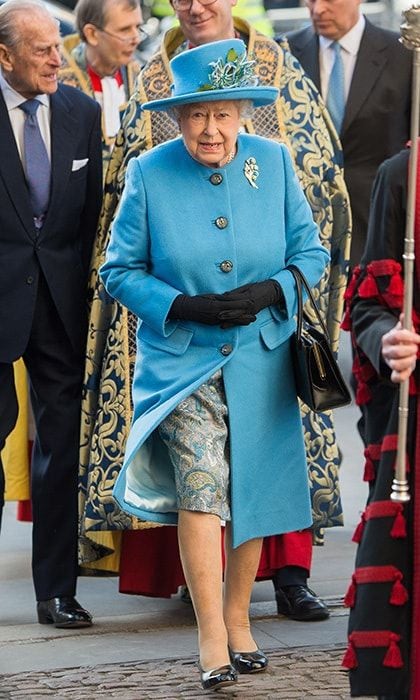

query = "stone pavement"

[{"left": 0, "top": 646, "right": 366, "bottom": 700}]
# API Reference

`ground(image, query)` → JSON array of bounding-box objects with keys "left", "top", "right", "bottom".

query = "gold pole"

[{"left": 391, "top": 5, "right": 420, "bottom": 502}]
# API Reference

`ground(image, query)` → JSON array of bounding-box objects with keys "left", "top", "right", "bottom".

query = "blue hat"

[{"left": 142, "top": 39, "right": 278, "bottom": 112}]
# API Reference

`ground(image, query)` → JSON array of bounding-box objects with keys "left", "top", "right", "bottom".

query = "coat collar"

[
  {"left": 286, "top": 26, "right": 320, "bottom": 89},
  {"left": 342, "top": 19, "right": 390, "bottom": 135},
  {"left": 0, "top": 85, "right": 82, "bottom": 239},
  {"left": 38, "top": 86, "right": 81, "bottom": 235},
  {"left": 0, "top": 90, "right": 35, "bottom": 238}
]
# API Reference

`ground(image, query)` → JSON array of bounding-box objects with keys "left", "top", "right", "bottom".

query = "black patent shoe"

[
  {"left": 199, "top": 663, "right": 238, "bottom": 691},
  {"left": 37, "top": 596, "right": 93, "bottom": 628},
  {"left": 275, "top": 585, "right": 330, "bottom": 621},
  {"left": 229, "top": 647, "right": 268, "bottom": 674}
]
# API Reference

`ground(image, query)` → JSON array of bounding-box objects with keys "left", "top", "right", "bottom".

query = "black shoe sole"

[
  {"left": 38, "top": 616, "right": 92, "bottom": 628},
  {"left": 201, "top": 679, "right": 238, "bottom": 690},
  {"left": 234, "top": 665, "right": 268, "bottom": 674}
]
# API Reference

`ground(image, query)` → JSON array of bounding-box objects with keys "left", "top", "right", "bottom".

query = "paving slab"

[{"left": 0, "top": 645, "right": 375, "bottom": 699}]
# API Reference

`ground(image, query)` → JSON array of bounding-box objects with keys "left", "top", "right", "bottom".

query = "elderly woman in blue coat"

[{"left": 101, "top": 38, "right": 330, "bottom": 692}]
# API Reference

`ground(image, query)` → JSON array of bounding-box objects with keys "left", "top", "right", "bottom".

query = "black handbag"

[{"left": 287, "top": 264, "right": 351, "bottom": 413}]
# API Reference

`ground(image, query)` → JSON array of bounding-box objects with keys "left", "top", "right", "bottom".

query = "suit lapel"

[
  {"left": 41, "top": 86, "right": 79, "bottom": 233},
  {"left": 342, "top": 21, "right": 389, "bottom": 136},
  {"left": 0, "top": 92, "right": 38, "bottom": 238},
  {"left": 290, "top": 29, "right": 321, "bottom": 91}
]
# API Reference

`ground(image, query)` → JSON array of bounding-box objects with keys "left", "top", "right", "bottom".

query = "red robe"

[{"left": 119, "top": 529, "right": 313, "bottom": 597}]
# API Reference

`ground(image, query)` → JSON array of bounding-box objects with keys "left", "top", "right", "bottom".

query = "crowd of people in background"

[{"left": 0, "top": 0, "right": 418, "bottom": 696}]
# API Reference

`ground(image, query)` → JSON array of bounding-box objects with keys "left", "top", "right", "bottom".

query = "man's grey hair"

[
  {"left": 168, "top": 99, "right": 254, "bottom": 124},
  {"left": 75, "top": 0, "right": 141, "bottom": 41},
  {"left": 0, "top": 0, "right": 57, "bottom": 48}
]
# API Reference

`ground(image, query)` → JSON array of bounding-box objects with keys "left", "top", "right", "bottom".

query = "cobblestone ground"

[{"left": 0, "top": 646, "right": 375, "bottom": 700}]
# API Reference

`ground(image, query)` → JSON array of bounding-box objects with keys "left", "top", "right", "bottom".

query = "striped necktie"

[
  {"left": 326, "top": 41, "right": 346, "bottom": 134},
  {"left": 19, "top": 98, "right": 51, "bottom": 229}
]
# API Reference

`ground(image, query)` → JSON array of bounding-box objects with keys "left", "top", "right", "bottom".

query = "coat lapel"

[
  {"left": 342, "top": 21, "right": 389, "bottom": 136},
  {"left": 0, "top": 92, "right": 37, "bottom": 238},
  {"left": 289, "top": 29, "right": 321, "bottom": 91},
  {"left": 41, "top": 86, "right": 79, "bottom": 234}
]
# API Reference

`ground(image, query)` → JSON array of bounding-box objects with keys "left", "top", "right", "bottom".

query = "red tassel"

[
  {"left": 352, "top": 353, "right": 361, "bottom": 375},
  {"left": 390, "top": 510, "right": 407, "bottom": 539},
  {"left": 359, "top": 361, "right": 377, "bottom": 383},
  {"left": 383, "top": 635, "right": 403, "bottom": 668},
  {"left": 369, "top": 260, "right": 401, "bottom": 277},
  {"left": 344, "top": 577, "right": 356, "bottom": 608},
  {"left": 342, "top": 641, "right": 358, "bottom": 669},
  {"left": 389, "top": 576, "right": 408, "bottom": 606},
  {"left": 356, "top": 382, "right": 371, "bottom": 407},
  {"left": 363, "top": 452, "right": 376, "bottom": 482},
  {"left": 344, "top": 266, "right": 361, "bottom": 301},
  {"left": 352, "top": 514, "right": 365, "bottom": 543},
  {"left": 359, "top": 274, "right": 378, "bottom": 298},
  {"left": 382, "top": 434, "right": 398, "bottom": 452},
  {"left": 387, "top": 273, "right": 404, "bottom": 298}
]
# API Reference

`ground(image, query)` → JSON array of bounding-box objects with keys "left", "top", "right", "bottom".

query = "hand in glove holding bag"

[{"left": 168, "top": 293, "right": 257, "bottom": 327}]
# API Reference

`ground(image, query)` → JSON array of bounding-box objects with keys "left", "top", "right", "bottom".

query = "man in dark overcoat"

[
  {"left": 286, "top": 0, "right": 411, "bottom": 267},
  {"left": 0, "top": 0, "right": 102, "bottom": 627}
]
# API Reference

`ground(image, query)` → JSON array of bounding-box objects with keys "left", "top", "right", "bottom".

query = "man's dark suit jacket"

[
  {"left": 0, "top": 83, "right": 102, "bottom": 363},
  {"left": 286, "top": 19, "right": 412, "bottom": 266}
]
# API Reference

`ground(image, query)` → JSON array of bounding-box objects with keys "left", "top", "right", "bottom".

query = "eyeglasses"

[
  {"left": 171, "top": 0, "right": 218, "bottom": 12},
  {"left": 96, "top": 25, "right": 147, "bottom": 44}
]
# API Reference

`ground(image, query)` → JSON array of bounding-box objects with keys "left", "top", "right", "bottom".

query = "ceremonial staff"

[{"left": 391, "top": 5, "right": 420, "bottom": 502}]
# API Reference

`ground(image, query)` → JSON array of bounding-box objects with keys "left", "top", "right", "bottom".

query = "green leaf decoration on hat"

[{"left": 198, "top": 48, "right": 259, "bottom": 92}]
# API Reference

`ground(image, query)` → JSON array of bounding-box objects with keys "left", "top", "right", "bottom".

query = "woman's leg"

[
  {"left": 177, "top": 509, "right": 229, "bottom": 671},
  {"left": 223, "top": 523, "right": 263, "bottom": 652}
]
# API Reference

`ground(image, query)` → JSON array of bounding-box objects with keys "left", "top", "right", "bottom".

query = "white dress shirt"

[
  {"left": 319, "top": 15, "right": 366, "bottom": 102},
  {"left": 0, "top": 71, "right": 51, "bottom": 172}
]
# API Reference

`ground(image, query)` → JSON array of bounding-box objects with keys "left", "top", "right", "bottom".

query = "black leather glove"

[
  {"left": 168, "top": 293, "right": 257, "bottom": 327},
  {"left": 222, "top": 279, "right": 284, "bottom": 314}
]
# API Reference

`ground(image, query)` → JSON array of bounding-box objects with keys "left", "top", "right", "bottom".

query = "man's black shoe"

[
  {"left": 37, "top": 596, "right": 93, "bottom": 628},
  {"left": 275, "top": 585, "right": 330, "bottom": 621}
]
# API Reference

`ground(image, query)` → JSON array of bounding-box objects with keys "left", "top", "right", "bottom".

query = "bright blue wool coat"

[{"left": 101, "top": 133, "right": 330, "bottom": 547}]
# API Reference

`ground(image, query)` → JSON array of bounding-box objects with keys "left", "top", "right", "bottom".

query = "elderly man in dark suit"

[
  {"left": 286, "top": 0, "right": 411, "bottom": 267},
  {"left": 0, "top": 0, "right": 102, "bottom": 626}
]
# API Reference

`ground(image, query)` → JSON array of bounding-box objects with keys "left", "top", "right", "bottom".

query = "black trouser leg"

[
  {"left": 273, "top": 565, "right": 309, "bottom": 590},
  {"left": 0, "top": 363, "right": 19, "bottom": 532},
  {"left": 24, "top": 278, "right": 84, "bottom": 601}
]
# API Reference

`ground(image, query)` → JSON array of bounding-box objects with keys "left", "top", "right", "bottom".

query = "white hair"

[
  {"left": 167, "top": 99, "right": 254, "bottom": 124},
  {"left": 0, "top": 1, "right": 58, "bottom": 47}
]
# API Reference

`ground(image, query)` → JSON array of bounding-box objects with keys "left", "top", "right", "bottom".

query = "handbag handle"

[{"left": 287, "top": 264, "right": 330, "bottom": 343}]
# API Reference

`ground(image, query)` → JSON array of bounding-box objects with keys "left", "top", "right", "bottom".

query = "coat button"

[
  {"left": 26, "top": 276, "right": 34, "bottom": 284},
  {"left": 210, "top": 173, "right": 223, "bottom": 185},
  {"left": 220, "top": 260, "right": 233, "bottom": 273},
  {"left": 220, "top": 343, "right": 233, "bottom": 356},
  {"left": 215, "top": 217, "right": 228, "bottom": 229}
]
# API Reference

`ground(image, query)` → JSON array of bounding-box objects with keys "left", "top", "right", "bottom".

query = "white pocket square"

[{"left": 72, "top": 158, "right": 89, "bottom": 172}]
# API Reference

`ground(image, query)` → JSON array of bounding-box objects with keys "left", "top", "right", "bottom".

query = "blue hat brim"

[{"left": 141, "top": 86, "right": 279, "bottom": 112}]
